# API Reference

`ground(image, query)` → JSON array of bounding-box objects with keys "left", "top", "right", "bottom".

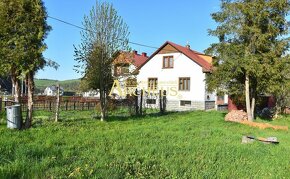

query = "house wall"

[
  {"left": 110, "top": 64, "right": 138, "bottom": 98},
  {"left": 44, "top": 87, "right": 64, "bottom": 96},
  {"left": 137, "top": 52, "right": 207, "bottom": 111}
]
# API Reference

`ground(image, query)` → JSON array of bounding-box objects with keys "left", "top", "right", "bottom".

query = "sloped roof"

[
  {"left": 137, "top": 41, "right": 212, "bottom": 72},
  {"left": 113, "top": 51, "right": 149, "bottom": 68},
  {"left": 133, "top": 53, "right": 149, "bottom": 67}
]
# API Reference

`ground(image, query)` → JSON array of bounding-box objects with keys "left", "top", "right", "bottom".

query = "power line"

[
  {"left": 48, "top": 16, "right": 91, "bottom": 33},
  {"left": 47, "top": 15, "right": 160, "bottom": 50}
]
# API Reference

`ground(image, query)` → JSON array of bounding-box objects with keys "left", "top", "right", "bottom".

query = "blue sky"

[{"left": 37, "top": 0, "right": 220, "bottom": 80}]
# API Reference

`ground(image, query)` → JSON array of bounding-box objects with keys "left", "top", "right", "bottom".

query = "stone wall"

[
  {"left": 166, "top": 100, "right": 205, "bottom": 111},
  {"left": 205, "top": 101, "right": 215, "bottom": 110}
]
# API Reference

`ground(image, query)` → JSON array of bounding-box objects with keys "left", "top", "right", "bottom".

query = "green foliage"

[
  {"left": 0, "top": 111, "right": 289, "bottom": 178},
  {"left": 0, "top": 0, "right": 51, "bottom": 74},
  {"left": 0, "top": 0, "right": 51, "bottom": 127},
  {"left": 74, "top": 1, "right": 130, "bottom": 120},
  {"left": 206, "top": 0, "right": 290, "bottom": 112},
  {"left": 74, "top": 1, "right": 129, "bottom": 91}
]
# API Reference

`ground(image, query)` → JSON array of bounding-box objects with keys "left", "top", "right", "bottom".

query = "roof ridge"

[
  {"left": 168, "top": 41, "right": 207, "bottom": 55},
  {"left": 167, "top": 41, "right": 212, "bottom": 71},
  {"left": 136, "top": 41, "right": 212, "bottom": 72}
]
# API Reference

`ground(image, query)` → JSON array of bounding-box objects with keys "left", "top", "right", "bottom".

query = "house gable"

[
  {"left": 137, "top": 41, "right": 212, "bottom": 72},
  {"left": 158, "top": 44, "right": 179, "bottom": 54}
]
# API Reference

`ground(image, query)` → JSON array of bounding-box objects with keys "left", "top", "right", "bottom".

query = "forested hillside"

[{"left": 35, "top": 79, "right": 81, "bottom": 93}]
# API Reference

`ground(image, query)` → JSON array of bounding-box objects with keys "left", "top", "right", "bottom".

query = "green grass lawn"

[{"left": 0, "top": 110, "right": 289, "bottom": 178}]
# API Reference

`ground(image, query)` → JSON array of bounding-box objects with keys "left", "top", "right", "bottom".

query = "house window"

[
  {"left": 126, "top": 78, "right": 137, "bottom": 87},
  {"left": 114, "top": 64, "right": 129, "bottom": 76},
  {"left": 217, "top": 96, "right": 224, "bottom": 101},
  {"left": 163, "top": 56, "right": 174, "bottom": 68},
  {"left": 180, "top": 100, "right": 191, "bottom": 106},
  {"left": 146, "top": 99, "right": 156, "bottom": 104},
  {"left": 148, "top": 78, "right": 158, "bottom": 90},
  {"left": 179, "top": 77, "right": 190, "bottom": 91}
]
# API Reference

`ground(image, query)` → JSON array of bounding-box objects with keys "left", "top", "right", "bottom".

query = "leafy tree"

[
  {"left": 0, "top": 0, "right": 51, "bottom": 128},
  {"left": 206, "top": 0, "right": 290, "bottom": 121},
  {"left": 271, "top": 61, "right": 290, "bottom": 115},
  {"left": 0, "top": 0, "right": 25, "bottom": 103},
  {"left": 75, "top": 1, "right": 129, "bottom": 121}
]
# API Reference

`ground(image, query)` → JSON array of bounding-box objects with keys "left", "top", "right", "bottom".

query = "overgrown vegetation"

[{"left": 0, "top": 111, "right": 289, "bottom": 178}]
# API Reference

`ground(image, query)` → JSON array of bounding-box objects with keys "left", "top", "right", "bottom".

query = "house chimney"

[
  {"left": 133, "top": 50, "right": 138, "bottom": 55},
  {"left": 186, "top": 41, "right": 190, "bottom": 49},
  {"left": 142, "top": 52, "right": 147, "bottom": 57}
]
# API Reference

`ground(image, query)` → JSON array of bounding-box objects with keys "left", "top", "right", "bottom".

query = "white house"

[
  {"left": 136, "top": 41, "right": 225, "bottom": 111},
  {"left": 82, "top": 89, "right": 99, "bottom": 98},
  {"left": 44, "top": 85, "right": 64, "bottom": 96}
]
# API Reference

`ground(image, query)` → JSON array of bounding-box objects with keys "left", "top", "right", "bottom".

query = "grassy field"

[{"left": 0, "top": 110, "right": 289, "bottom": 178}]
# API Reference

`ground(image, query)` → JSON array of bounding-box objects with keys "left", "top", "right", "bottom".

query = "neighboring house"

[
  {"left": 82, "top": 89, "right": 99, "bottom": 98},
  {"left": 44, "top": 85, "right": 64, "bottom": 96},
  {"left": 136, "top": 41, "right": 227, "bottom": 111},
  {"left": 111, "top": 50, "right": 148, "bottom": 97},
  {"left": 0, "top": 76, "right": 12, "bottom": 94}
]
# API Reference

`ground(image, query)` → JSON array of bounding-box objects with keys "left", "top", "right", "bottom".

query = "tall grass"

[{"left": 0, "top": 110, "right": 289, "bottom": 178}]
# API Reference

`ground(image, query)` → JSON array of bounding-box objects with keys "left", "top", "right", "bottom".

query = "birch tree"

[{"left": 74, "top": 1, "right": 129, "bottom": 121}]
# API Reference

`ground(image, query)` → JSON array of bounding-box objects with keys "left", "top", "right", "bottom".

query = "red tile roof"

[
  {"left": 167, "top": 41, "right": 212, "bottom": 71},
  {"left": 133, "top": 52, "right": 149, "bottom": 68},
  {"left": 137, "top": 41, "right": 212, "bottom": 72},
  {"left": 113, "top": 51, "right": 149, "bottom": 68}
]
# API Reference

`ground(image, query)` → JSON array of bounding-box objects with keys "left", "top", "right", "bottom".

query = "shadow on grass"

[
  {"left": 104, "top": 111, "right": 179, "bottom": 122},
  {"left": 219, "top": 111, "right": 228, "bottom": 118},
  {"left": 256, "top": 115, "right": 273, "bottom": 122}
]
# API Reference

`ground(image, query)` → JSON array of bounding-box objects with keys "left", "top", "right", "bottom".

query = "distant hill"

[{"left": 35, "top": 79, "right": 81, "bottom": 93}]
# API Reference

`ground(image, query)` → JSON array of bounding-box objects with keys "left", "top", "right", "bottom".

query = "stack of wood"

[{"left": 225, "top": 110, "right": 248, "bottom": 122}]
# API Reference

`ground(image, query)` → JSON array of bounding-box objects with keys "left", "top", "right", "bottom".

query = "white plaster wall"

[
  {"left": 137, "top": 53, "right": 206, "bottom": 103},
  {"left": 224, "top": 94, "right": 228, "bottom": 104},
  {"left": 205, "top": 91, "right": 216, "bottom": 101}
]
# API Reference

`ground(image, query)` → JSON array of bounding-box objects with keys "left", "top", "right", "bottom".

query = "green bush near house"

[{"left": 0, "top": 111, "right": 289, "bottom": 178}]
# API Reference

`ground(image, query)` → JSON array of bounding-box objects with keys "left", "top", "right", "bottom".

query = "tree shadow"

[
  {"left": 219, "top": 111, "right": 228, "bottom": 118},
  {"left": 105, "top": 111, "right": 179, "bottom": 122},
  {"left": 256, "top": 115, "right": 273, "bottom": 121}
]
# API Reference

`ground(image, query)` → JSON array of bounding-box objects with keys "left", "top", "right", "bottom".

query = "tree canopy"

[
  {"left": 74, "top": 1, "right": 129, "bottom": 121},
  {"left": 0, "top": 0, "right": 51, "bottom": 128},
  {"left": 206, "top": 0, "right": 290, "bottom": 120}
]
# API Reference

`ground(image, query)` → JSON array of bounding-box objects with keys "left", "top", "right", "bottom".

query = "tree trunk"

[
  {"left": 11, "top": 68, "right": 23, "bottom": 127},
  {"left": 245, "top": 73, "right": 253, "bottom": 121},
  {"left": 100, "top": 89, "right": 106, "bottom": 121},
  {"left": 250, "top": 85, "right": 256, "bottom": 119},
  {"left": 251, "top": 96, "right": 255, "bottom": 119},
  {"left": 11, "top": 70, "right": 21, "bottom": 103},
  {"left": 25, "top": 71, "right": 34, "bottom": 128}
]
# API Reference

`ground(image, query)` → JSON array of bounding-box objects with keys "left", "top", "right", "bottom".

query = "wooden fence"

[{"left": 0, "top": 96, "right": 100, "bottom": 112}]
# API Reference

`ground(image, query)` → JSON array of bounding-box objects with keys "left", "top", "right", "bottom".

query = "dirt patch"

[
  {"left": 225, "top": 110, "right": 288, "bottom": 131},
  {"left": 240, "top": 121, "right": 288, "bottom": 131}
]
